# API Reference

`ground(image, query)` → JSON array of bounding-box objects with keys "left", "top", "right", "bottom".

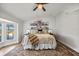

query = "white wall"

[
  {"left": 56, "top": 5, "right": 79, "bottom": 52},
  {"left": 0, "top": 10, "right": 24, "bottom": 48},
  {"left": 23, "top": 17, "right": 56, "bottom": 34}
]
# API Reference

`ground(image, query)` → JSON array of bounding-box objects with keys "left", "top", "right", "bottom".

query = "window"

[
  {"left": 6, "top": 24, "right": 15, "bottom": 40},
  {"left": 0, "top": 18, "right": 18, "bottom": 43}
]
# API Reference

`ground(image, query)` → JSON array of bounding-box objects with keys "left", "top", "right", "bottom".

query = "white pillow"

[
  {"left": 48, "top": 30, "right": 53, "bottom": 33},
  {"left": 26, "top": 30, "right": 30, "bottom": 33}
]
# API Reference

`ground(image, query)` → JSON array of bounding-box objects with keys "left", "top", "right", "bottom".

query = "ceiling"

[{"left": 0, "top": 3, "right": 79, "bottom": 21}]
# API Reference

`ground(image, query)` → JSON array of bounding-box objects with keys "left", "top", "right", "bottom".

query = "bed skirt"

[{"left": 23, "top": 44, "right": 57, "bottom": 50}]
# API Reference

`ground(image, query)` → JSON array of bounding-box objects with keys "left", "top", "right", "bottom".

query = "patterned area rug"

[{"left": 5, "top": 41, "right": 74, "bottom": 56}]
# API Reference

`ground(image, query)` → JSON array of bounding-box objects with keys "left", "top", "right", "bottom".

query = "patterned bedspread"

[
  {"left": 28, "top": 33, "right": 55, "bottom": 47},
  {"left": 22, "top": 33, "right": 57, "bottom": 50},
  {"left": 29, "top": 34, "right": 39, "bottom": 46}
]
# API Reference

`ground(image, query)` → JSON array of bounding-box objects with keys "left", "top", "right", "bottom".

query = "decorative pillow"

[
  {"left": 30, "top": 29, "right": 37, "bottom": 34},
  {"left": 43, "top": 29, "right": 48, "bottom": 34}
]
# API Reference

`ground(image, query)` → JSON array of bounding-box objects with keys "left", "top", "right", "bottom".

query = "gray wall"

[
  {"left": 23, "top": 17, "right": 56, "bottom": 34},
  {"left": 0, "top": 9, "right": 24, "bottom": 44},
  {"left": 56, "top": 5, "right": 79, "bottom": 52}
]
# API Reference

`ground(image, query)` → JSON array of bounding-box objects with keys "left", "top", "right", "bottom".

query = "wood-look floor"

[
  {"left": 0, "top": 45, "right": 16, "bottom": 56},
  {"left": 4, "top": 41, "right": 79, "bottom": 56}
]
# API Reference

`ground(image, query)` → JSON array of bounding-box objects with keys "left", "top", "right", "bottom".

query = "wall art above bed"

[
  {"left": 30, "top": 20, "right": 49, "bottom": 33},
  {"left": 30, "top": 20, "right": 48, "bottom": 26}
]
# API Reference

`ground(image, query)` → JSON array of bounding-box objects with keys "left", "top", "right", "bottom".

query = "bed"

[
  {"left": 22, "top": 33, "right": 57, "bottom": 50},
  {"left": 22, "top": 20, "right": 57, "bottom": 50}
]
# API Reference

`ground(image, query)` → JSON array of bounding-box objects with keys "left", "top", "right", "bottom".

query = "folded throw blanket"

[{"left": 29, "top": 34, "right": 39, "bottom": 47}]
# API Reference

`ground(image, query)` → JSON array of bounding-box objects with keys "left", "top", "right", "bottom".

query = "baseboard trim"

[{"left": 57, "top": 40, "right": 79, "bottom": 56}]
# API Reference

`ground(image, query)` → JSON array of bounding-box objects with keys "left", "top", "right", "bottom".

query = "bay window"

[{"left": 0, "top": 18, "right": 18, "bottom": 47}]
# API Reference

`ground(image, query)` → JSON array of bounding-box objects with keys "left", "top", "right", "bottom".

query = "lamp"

[{"left": 33, "top": 3, "right": 47, "bottom": 11}]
